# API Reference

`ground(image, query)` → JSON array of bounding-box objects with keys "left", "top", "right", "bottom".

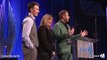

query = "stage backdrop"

[
  {"left": 0, "top": 0, "right": 23, "bottom": 60},
  {"left": 106, "top": 6, "right": 107, "bottom": 28}
]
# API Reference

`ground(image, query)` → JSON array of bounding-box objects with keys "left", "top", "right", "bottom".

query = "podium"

[{"left": 72, "top": 37, "right": 97, "bottom": 60}]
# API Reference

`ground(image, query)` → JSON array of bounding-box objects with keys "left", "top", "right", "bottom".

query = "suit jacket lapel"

[{"left": 58, "top": 21, "right": 67, "bottom": 34}]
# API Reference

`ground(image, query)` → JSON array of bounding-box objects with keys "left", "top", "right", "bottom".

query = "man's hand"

[
  {"left": 67, "top": 28, "right": 75, "bottom": 36},
  {"left": 80, "top": 30, "right": 88, "bottom": 37},
  {"left": 25, "top": 41, "right": 34, "bottom": 49}
]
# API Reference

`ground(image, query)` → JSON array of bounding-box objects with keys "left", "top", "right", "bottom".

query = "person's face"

[
  {"left": 63, "top": 12, "right": 70, "bottom": 23},
  {"left": 31, "top": 5, "right": 40, "bottom": 16},
  {"left": 47, "top": 19, "right": 53, "bottom": 27}
]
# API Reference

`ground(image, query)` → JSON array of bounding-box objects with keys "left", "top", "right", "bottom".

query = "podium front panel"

[{"left": 77, "top": 40, "right": 94, "bottom": 58}]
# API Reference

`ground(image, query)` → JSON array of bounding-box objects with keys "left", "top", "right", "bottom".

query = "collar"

[
  {"left": 28, "top": 13, "right": 35, "bottom": 20},
  {"left": 60, "top": 20, "right": 67, "bottom": 24}
]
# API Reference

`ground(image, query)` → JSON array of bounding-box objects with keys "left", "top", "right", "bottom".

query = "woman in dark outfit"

[{"left": 38, "top": 14, "right": 55, "bottom": 60}]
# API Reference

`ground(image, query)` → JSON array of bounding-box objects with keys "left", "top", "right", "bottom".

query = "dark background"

[{"left": 0, "top": 0, "right": 106, "bottom": 60}]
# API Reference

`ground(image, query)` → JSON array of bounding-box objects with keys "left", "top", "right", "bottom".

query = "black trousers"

[{"left": 38, "top": 52, "right": 51, "bottom": 60}]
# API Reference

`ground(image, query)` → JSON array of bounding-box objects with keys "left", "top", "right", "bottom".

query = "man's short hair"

[
  {"left": 59, "top": 10, "right": 68, "bottom": 19},
  {"left": 27, "top": 2, "right": 39, "bottom": 12}
]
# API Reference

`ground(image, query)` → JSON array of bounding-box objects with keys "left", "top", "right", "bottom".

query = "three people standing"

[{"left": 22, "top": 2, "right": 88, "bottom": 60}]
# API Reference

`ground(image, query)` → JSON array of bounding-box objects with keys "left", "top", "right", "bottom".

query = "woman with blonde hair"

[{"left": 38, "top": 14, "right": 55, "bottom": 60}]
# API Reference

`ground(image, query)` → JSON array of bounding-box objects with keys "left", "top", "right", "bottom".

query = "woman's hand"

[{"left": 51, "top": 51, "right": 56, "bottom": 56}]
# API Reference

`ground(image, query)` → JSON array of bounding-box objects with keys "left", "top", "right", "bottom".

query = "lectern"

[{"left": 72, "top": 37, "right": 97, "bottom": 60}]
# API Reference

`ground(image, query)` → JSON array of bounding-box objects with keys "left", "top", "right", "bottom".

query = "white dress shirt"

[{"left": 22, "top": 13, "right": 35, "bottom": 49}]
